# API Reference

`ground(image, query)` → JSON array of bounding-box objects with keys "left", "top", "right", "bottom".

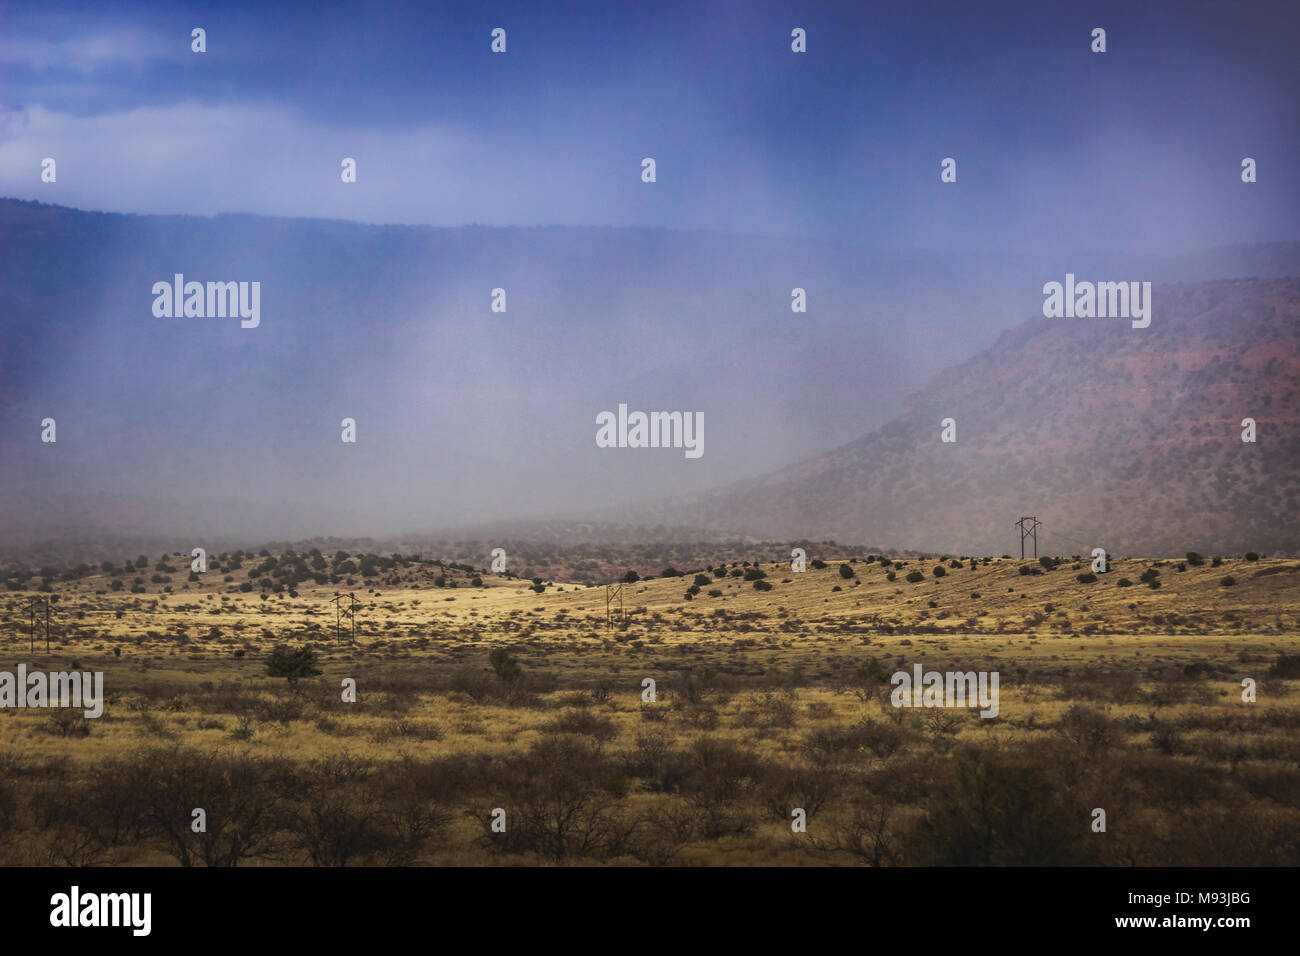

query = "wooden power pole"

[
  {"left": 28, "top": 596, "right": 51, "bottom": 653},
  {"left": 1015, "top": 517, "right": 1042, "bottom": 560},
  {"left": 605, "top": 582, "right": 625, "bottom": 630},
  {"left": 331, "top": 591, "right": 358, "bottom": 642}
]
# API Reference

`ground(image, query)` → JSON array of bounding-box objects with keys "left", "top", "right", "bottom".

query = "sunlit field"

[{"left": 3, "top": 550, "right": 1297, "bottom": 866}]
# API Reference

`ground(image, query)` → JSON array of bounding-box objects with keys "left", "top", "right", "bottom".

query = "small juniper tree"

[
  {"left": 489, "top": 647, "right": 522, "bottom": 681},
  {"left": 264, "top": 645, "right": 322, "bottom": 686}
]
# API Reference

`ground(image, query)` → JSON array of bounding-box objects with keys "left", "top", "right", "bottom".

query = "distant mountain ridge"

[{"left": 2, "top": 199, "right": 1298, "bottom": 559}]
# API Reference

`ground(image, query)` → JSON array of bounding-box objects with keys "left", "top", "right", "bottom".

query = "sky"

[
  {"left": 1, "top": 0, "right": 1298, "bottom": 549},
  {"left": 2, "top": 0, "right": 1298, "bottom": 250}
]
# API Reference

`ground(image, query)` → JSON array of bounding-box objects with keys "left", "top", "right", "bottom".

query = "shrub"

[
  {"left": 839, "top": 564, "right": 854, "bottom": 580},
  {"left": 1186, "top": 552, "right": 1205, "bottom": 567},
  {"left": 1220, "top": 576, "right": 1236, "bottom": 587},
  {"left": 1056, "top": 705, "right": 1118, "bottom": 753},
  {"left": 854, "top": 658, "right": 887, "bottom": 683},
  {"left": 1149, "top": 721, "right": 1183, "bottom": 755},
  {"left": 1076, "top": 572, "right": 1098, "bottom": 583},
  {"left": 694, "top": 574, "right": 711, "bottom": 587},
  {"left": 1245, "top": 552, "right": 1259, "bottom": 562},
  {"left": 932, "top": 565, "right": 946, "bottom": 578},
  {"left": 489, "top": 647, "right": 522, "bottom": 681},
  {"left": 908, "top": 747, "right": 1096, "bottom": 865},
  {"left": 264, "top": 645, "right": 322, "bottom": 685},
  {"left": 542, "top": 709, "right": 617, "bottom": 741},
  {"left": 752, "top": 579, "right": 773, "bottom": 592},
  {"left": 905, "top": 570, "right": 925, "bottom": 583},
  {"left": 886, "top": 571, "right": 897, "bottom": 582},
  {"left": 1267, "top": 654, "right": 1300, "bottom": 679}
]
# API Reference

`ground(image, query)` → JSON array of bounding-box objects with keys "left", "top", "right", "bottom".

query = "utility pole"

[
  {"left": 1015, "top": 517, "right": 1042, "bottom": 560},
  {"left": 331, "top": 591, "right": 357, "bottom": 642},
  {"left": 605, "top": 582, "right": 625, "bottom": 630},
  {"left": 28, "top": 597, "right": 51, "bottom": 653}
]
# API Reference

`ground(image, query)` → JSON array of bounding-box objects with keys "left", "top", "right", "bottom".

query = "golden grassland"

[{"left": 1, "top": 553, "right": 1298, "bottom": 866}]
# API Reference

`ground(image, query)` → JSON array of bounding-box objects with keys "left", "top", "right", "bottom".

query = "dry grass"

[{"left": 1, "top": 554, "right": 1297, "bottom": 865}]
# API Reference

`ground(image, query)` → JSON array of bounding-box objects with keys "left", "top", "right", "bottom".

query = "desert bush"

[
  {"left": 1148, "top": 720, "right": 1184, "bottom": 755},
  {"left": 679, "top": 737, "right": 762, "bottom": 839},
  {"left": 907, "top": 747, "right": 1098, "bottom": 865},
  {"left": 256, "top": 697, "right": 304, "bottom": 726},
  {"left": 478, "top": 736, "right": 635, "bottom": 860},
  {"left": 374, "top": 717, "right": 443, "bottom": 742},
  {"left": 804, "top": 718, "right": 910, "bottom": 762},
  {"left": 735, "top": 691, "right": 797, "bottom": 730},
  {"left": 1056, "top": 705, "right": 1119, "bottom": 753},
  {"left": 623, "top": 731, "right": 692, "bottom": 793},
  {"left": 489, "top": 647, "right": 522, "bottom": 681},
  {"left": 760, "top": 762, "right": 845, "bottom": 822},
  {"left": 448, "top": 669, "right": 493, "bottom": 703},
  {"left": 45, "top": 710, "right": 91, "bottom": 738},
  {"left": 639, "top": 703, "right": 669, "bottom": 723},
  {"left": 93, "top": 746, "right": 292, "bottom": 867},
  {"left": 264, "top": 645, "right": 322, "bottom": 685},
  {"left": 282, "top": 753, "right": 408, "bottom": 865},
  {"left": 854, "top": 657, "right": 888, "bottom": 684},
  {"left": 543, "top": 709, "right": 617, "bottom": 742},
  {"left": 1267, "top": 654, "right": 1300, "bottom": 679}
]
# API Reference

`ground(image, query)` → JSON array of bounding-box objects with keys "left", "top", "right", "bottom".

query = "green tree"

[
  {"left": 264, "top": 645, "right": 322, "bottom": 686},
  {"left": 489, "top": 647, "right": 522, "bottom": 681}
]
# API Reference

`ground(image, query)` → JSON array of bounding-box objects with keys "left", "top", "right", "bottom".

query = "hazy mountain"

[
  {"left": 2, "top": 199, "right": 1297, "bottom": 559},
  {"left": 625, "top": 277, "right": 1300, "bottom": 557}
]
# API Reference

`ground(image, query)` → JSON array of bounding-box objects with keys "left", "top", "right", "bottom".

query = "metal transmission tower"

[
  {"left": 330, "top": 592, "right": 358, "bottom": 642},
  {"left": 1015, "top": 517, "right": 1042, "bottom": 560},
  {"left": 605, "top": 582, "right": 625, "bottom": 630},
  {"left": 28, "top": 596, "right": 52, "bottom": 653}
]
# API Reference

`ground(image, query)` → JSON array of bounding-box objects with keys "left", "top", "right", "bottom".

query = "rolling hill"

[{"left": 630, "top": 277, "right": 1300, "bottom": 557}]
